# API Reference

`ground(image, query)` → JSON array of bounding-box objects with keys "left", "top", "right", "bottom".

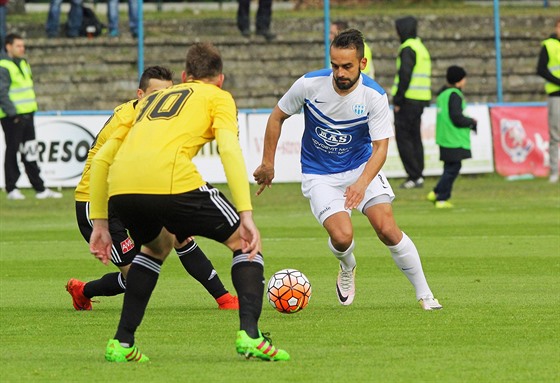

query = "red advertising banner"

[{"left": 490, "top": 106, "right": 550, "bottom": 177}]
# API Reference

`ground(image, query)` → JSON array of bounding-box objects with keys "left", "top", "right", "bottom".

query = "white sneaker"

[
  {"left": 7, "top": 189, "right": 25, "bottom": 200},
  {"left": 550, "top": 174, "right": 559, "bottom": 183},
  {"left": 336, "top": 265, "right": 356, "bottom": 306},
  {"left": 36, "top": 188, "right": 62, "bottom": 199},
  {"left": 419, "top": 296, "right": 443, "bottom": 311}
]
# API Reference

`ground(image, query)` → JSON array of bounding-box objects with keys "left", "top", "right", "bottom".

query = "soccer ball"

[{"left": 267, "top": 269, "right": 311, "bottom": 314}]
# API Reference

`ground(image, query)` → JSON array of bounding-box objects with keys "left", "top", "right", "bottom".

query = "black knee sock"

[
  {"left": 176, "top": 240, "right": 228, "bottom": 299},
  {"left": 114, "top": 253, "right": 162, "bottom": 346},
  {"left": 83, "top": 272, "right": 126, "bottom": 298},
  {"left": 231, "top": 250, "right": 264, "bottom": 339}
]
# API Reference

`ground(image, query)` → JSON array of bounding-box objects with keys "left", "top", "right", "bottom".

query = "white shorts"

[{"left": 301, "top": 162, "right": 395, "bottom": 225}]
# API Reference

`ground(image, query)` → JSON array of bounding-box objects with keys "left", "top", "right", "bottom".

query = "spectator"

[
  {"left": 237, "top": 0, "right": 275, "bottom": 41},
  {"left": 391, "top": 16, "right": 432, "bottom": 189},
  {"left": 0, "top": 34, "right": 62, "bottom": 200},
  {"left": 330, "top": 20, "right": 375, "bottom": 79},
  {"left": 46, "top": 0, "right": 83, "bottom": 38},
  {"left": 0, "top": 0, "right": 7, "bottom": 52},
  {"left": 537, "top": 17, "right": 560, "bottom": 183},
  {"left": 427, "top": 66, "right": 477, "bottom": 209},
  {"left": 107, "top": 0, "right": 138, "bottom": 38}
]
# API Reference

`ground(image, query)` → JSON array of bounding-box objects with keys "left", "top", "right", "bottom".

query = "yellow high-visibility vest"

[
  {"left": 391, "top": 37, "right": 431, "bottom": 101},
  {"left": 542, "top": 37, "right": 560, "bottom": 94},
  {"left": 0, "top": 58, "right": 38, "bottom": 118}
]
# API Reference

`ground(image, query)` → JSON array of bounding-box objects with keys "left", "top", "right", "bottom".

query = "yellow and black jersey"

[
  {"left": 74, "top": 99, "right": 138, "bottom": 202},
  {"left": 90, "top": 81, "right": 251, "bottom": 219}
]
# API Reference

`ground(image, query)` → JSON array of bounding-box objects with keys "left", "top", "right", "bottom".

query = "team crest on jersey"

[
  {"left": 352, "top": 104, "right": 366, "bottom": 116},
  {"left": 315, "top": 126, "right": 352, "bottom": 147}
]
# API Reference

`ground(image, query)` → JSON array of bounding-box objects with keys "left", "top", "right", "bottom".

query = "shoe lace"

[
  {"left": 261, "top": 332, "right": 273, "bottom": 345},
  {"left": 339, "top": 270, "right": 353, "bottom": 290}
]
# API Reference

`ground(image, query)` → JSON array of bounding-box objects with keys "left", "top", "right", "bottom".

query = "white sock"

[
  {"left": 388, "top": 232, "right": 433, "bottom": 300},
  {"left": 328, "top": 238, "right": 356, "bottom": 271}
]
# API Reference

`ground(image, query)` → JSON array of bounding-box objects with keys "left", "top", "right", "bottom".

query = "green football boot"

[
  {"left": 236, "top": 330, "right": 290, "bottom": 361},
  {"left": 105, "top": 339, "right": 150, "bottom": 363}
]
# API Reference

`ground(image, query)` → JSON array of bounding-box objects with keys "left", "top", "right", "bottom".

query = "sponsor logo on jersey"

[
  {"left": 315, "top": 126, "right": 352, "bottom": 147},
  {"left": 121, "top": 237, "right": 135, "bottom": 254},
  {"left": 353, "top": 104, "right": 366, "bottom": 116}
]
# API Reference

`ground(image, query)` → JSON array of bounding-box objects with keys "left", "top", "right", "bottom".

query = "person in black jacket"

[
  {"left": 536, "top": 18, "right": 560, "bottom": 183},
  {"left": 427, "top": 66, "right": 477, "bottom": 209},
  {"left": 391, "top": 16, "right": 432, "bottom": 189}
]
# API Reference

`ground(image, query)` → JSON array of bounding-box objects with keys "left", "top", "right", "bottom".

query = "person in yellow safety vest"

[
  {"left": 391, "top": 16, "right": 431, "bottom": 190},
  {"left": 537, "top": 17, "right": 560, "bottom": 183},
  {"left": 330, "top": 20, "right": 375, "bottom": 79},
  {"left": 0, "top": 33, "right": 62, "bottom": 200}
]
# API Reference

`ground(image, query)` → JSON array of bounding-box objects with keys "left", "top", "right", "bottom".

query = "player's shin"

[
  {"left": 387, "top": 232, "right": 432, "bottom": 299},
  {"left": 176, "top": 240, "right": 228, "bottom": 299},
  {"left": 114, "top": 253, "right": 162, "bottom": 346},
  {"left": 231, "top": 250, "right": 264, "bottom": 338}
]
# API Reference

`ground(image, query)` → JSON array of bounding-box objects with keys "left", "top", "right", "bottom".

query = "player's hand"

[
  {"left": 238, "top": 211, "right": 262, "bottom": 260},
  {"left": 253, "top": 163, "right": 275, "bottom": 196},
  {"left": 471, "top": 119, "right": 478, "bottom": 134},
  {"left": 344, "top": 181, "right": 367, "bottom": 210},
  {"left": 89, "top": 219, "right": 112, "bottom": 265}
]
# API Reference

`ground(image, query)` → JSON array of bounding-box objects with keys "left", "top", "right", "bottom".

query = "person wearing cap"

[
  {"left": 426, "top": 65, "right": 477, "bottom": 209},
  {"left": 537, "top": 17, "right": 560, "bottom": 183}
]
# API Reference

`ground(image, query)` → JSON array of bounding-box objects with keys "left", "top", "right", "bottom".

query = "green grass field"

[{"left": 1, "top": 174, "right": 559, "bottom": 382}]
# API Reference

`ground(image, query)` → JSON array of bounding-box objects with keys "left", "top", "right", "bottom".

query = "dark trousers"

[
  {"left": 237, "top": 0, "right": 272, "bottom": 33},
  {"left": 1, "top": 114, "right": 45, "bottom": 193},
  {"left": 434, "top": 161, "right": 462, "bottom": 201},
  {"left": 394, "top": 102, "right": 425, "bottom": 181}
]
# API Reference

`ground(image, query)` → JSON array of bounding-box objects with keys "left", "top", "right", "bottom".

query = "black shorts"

[
  {"left": 75, "top": 200, "right": 139, "bottom": 267},
  {"left": 110, "top": 183, "right": 240, "bottom": 247}
]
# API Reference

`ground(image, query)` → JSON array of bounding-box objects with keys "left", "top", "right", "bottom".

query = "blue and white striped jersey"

[{"left": 278, "top": 68, "right": 393, "bottom": 175}]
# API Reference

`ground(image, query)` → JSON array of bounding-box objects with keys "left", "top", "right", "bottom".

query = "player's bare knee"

[
  {"left": 375, "top": 224, "right": 402, "bottom": 246},
  {"left": 330, "top": 233, "right": 353, "bottom": 251}
]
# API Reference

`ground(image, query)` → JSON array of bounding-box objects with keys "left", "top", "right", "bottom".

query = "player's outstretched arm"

[
  {"left": 253, "top": 105, "right": 291, "bottom": 196},
  {"left": 89, "top": 219, "right": 112, "bottom": 265}
]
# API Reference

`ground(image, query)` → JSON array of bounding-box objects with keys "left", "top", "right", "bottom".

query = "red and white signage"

[{"left": 490, "top": 106, "right": 550, "bottom": 177}]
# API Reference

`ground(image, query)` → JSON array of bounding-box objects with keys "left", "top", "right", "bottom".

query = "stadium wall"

[
  {"left": 13, "top": 14, "right": 556, "bottom": 112},
  {"left": 0, "top": 103, "right": 551, "bottom": 190}
]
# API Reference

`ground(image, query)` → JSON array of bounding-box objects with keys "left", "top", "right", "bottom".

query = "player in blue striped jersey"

[{"left": 253, "top": 29, "right": 442, "bottom": 311}]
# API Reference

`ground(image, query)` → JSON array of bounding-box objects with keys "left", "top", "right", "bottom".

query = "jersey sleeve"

[
  {"left": 212, "top": 92, "right": 252, "bottom": 212},
  {"left": 277, "top": 75, "right": 306, "bottom": 116},
  {"left": 89, "top": 125, "right": 130, "bottom": 219},
  {"left": 368, "top": 93, "right": 394, "bottom": 141}
]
